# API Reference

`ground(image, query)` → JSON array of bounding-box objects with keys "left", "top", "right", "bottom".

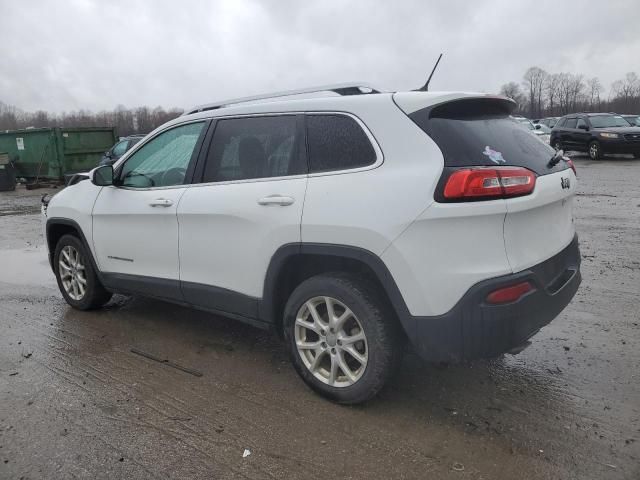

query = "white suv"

[{"left": 42, "top": 84, "right": 581, "bottom": 404}]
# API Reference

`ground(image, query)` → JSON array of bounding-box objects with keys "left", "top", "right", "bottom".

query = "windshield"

[
  {"left": 624, "top": 116, "right": 640, "bottom": 126},
  {"left": 589, "top": 115, "right": 631, "bottom": 128}
]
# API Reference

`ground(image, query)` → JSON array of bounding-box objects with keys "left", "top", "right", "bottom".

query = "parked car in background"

[
  {"left": 621, "top": 114, "right": 640, "bottom": 127},
  {"left": 550, "top": 113, "right": 640, "bottom": 159},
  {"left": 43, "top": 85, "right": 581, "bottom": 404},
  {"left": 98, "top": 134, "right": 145, "bottom": 166},
  {"left": 539, "top": 117, "right": 560, "bottom": 128},
  {"left": 513, "top": 116, "right": 550, "bottom": 144}
]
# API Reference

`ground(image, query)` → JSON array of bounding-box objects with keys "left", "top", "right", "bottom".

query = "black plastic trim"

[
  {"left": 45, "top": 218, "right": 102, "bottom": 278},
  {"left": 409, "top": 235, "right": 582, "bottom": 362},
  {"left": 182, "top": 280, "right": 259, "bottom": 319},
  {"left": 101, "top": 272, "right": 184, "bottom": 302},
  {"left": 260, "top": 243, "right": 414, "bottom": 332}
]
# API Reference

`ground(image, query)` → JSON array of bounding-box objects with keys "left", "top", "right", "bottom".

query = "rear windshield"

[{"left": 409, "top": 98, "right": 563, "bottom": 176}]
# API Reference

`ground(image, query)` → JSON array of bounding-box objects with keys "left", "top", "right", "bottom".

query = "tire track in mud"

[
  {"left": 6, "top": 296, "right": 449, "bottom": 479},
  {"left": 8, "top": 303, "right": 324, "bottom": 479}
]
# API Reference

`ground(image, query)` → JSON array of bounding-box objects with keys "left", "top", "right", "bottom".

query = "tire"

[
  {"left": 54, "top": 234, "right": 112, "bottom": 310},
  {"left": 588, "top": 140, "right": 602, "bottom": 160},
  {"left": 553, "top": 140, "right": 563, "bottom": 151},
  {"left": 633, "top": 152, "right": 640, "bottom": 159},
  {"left": 283, "top": 273, "right": 402, "bottom": 404}
]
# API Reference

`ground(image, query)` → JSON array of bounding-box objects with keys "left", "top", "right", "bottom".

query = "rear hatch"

[{"left": 395, "top": 93, "right": 577, "bottom": 272}]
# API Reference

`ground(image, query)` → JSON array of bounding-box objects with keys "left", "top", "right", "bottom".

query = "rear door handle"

[
  {"left": 149, "top": 198, "right": 174, "bottom": 207},
  {"left": 258, "top": 195, "right": 295, "bottom": 206}
]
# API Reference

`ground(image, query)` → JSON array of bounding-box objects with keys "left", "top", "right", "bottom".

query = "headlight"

[{"left": 599, "top": 132, "right": 619, "bottom": 138}]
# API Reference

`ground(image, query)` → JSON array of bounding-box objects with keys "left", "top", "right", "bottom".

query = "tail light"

[
  {"left": 486, "top": 281, "right": 535, "bottom": 305},
  {"left": 565, "top": 158, "right": 576, "bottom": 175},
  {"left": 443, "top": 167, "right": 536, "bottom": 201}
]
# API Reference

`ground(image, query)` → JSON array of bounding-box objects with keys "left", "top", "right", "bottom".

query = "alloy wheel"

[
  {"left": 59, "top": 245, "right": 87, "bottom": 301},
  {"left": 589, "top": 143, "right": 599, "bottom": 159},
  {"left": 294, "top": 296, "right": 368, "bottom": 387}
]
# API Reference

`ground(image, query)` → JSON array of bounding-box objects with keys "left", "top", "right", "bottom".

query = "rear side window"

[
  {"left": 202, "top": 115, "right": 303, "bottom": 182},
  {"left": 306, "top": 114, "right": 376, "bottom": 173},
  {"left": 564, "top": 118, "right": 577, "bottom": 129},
  {"left": 409, "top": 98, "right": 561, "bottom": 176}
]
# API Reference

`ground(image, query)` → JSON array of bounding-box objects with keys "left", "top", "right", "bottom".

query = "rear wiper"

[{"left": 548, "top": 149, "right": 564, "bottom": 168}]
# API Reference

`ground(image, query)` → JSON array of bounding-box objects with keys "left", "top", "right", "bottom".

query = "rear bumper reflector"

[{"left": 486, "top": 281, "right": 535, "bottom": 305}]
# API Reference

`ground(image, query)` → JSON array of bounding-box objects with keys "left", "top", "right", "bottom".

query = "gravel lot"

[{"left": 1, "top": 156, "right": 638, "bottom": 479}]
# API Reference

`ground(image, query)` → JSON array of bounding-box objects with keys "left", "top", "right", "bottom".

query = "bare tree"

[
  {"left": 499, "top": 82, "right": 526, "bottom": 112},
  {"left": 586, "top": 77, "right": 603, "bottom": 110},
  {"left": 523, "top": 67, "right": 548, "bottom": 118},
  {"left": 545, "top": 73, "right": 562, "bottom": 116}
]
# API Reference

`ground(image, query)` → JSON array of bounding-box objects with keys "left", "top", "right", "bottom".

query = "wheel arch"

[
  {"left": 260, "top": 243, "right": 415, "bottom": 338},
  {"left": 46, "top": 218, "right": 100, "bottom": 276}
]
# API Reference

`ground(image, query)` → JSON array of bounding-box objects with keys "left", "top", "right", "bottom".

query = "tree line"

[
  {"left": 3, "top": 69, "right": 639, "bottom": 133},
  {"left": 0, "top": 102, "right": 184, "bottom": 137},
  {"left": 500, "top": 68, "right": 640, "bottom": 119}
]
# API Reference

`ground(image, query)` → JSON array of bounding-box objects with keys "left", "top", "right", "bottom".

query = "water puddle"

[{"left": 0, "top": 247, "right": 57, "bottom": 287}]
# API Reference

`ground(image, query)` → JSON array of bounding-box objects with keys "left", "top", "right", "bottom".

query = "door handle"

[
  {"left": 257, "top": 195, "right": 295, "bottom": 206},
  {"left": 149, "top": 198, "right": 174, "bottom": 207}
]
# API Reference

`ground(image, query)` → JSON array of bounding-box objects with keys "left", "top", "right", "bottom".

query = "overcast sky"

[{"left": 1, "top": 0, "right": 639, "bottom": 113}]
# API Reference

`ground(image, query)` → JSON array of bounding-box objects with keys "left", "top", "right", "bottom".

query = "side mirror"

[
  {"left": 535, "top": 124, "right": 542, "bottom": 130},
  {"left": 578, "top": 124, "right": 589, "bottom": 131},
  {"left": 92, "top": 165, "right": 114, "bottom": 186}
]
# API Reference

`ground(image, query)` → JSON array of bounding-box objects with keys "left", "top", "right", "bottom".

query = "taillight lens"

[
  {"left": 565, "top": 158, "right": 576, "bottom": 175},
  {"left": 443, "top": 167, "right": 536, "bottom": 200},
  {"left": 486, "top": 281, "right": 535, "bottom": 305}
]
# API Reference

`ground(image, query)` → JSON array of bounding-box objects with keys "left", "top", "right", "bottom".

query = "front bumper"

[
  {"left": 405, "top": 235, "right": 581, "bottom": 363},
  {"left": 599, "top": 139, "right": 640, "bottom": 155}
]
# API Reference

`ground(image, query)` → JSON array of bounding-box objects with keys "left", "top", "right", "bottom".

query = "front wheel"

[
  {"left": 553, "top": 140, "right": 563, "bottom": 151},
  {"left": 589, "top": 141, "right": 602, "bottom": 160},
  {"left": 54, "top": 234, "right": 112, "bottom": 310},
  {"left": 283, "top": 273, "right": 402, "bottom": 404}
]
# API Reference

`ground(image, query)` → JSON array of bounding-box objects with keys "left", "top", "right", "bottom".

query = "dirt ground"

[{"left": 1, "top": 156, "right": 639, "bottom": 480}]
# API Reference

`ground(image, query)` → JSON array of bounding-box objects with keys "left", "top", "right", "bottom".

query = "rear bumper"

[{"left": 406, "top": 235, "right": 581, "bottom": 363}]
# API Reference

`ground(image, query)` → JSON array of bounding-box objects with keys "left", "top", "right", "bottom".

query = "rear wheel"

[
  {"left": 54, "top": 234, "right": 112, "bottom": 310},
  {"left": 283, "top": 273, "right": 402, "bottom": 404},
  {"left": 588, "top": 141, "right": 602, "bottom": 160}
]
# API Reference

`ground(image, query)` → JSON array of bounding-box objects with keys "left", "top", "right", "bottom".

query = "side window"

[
  {"left": 119, "top": 122, "right": 205, "bottom": 188},
  {"left": 111, "top": 140, "right": 129, "bottom": 157},
  {"left": 202, "top": 115, "right": 301, "bottom": 182},
  {"left": 306, "top": 114, "right": 376, "bottom": 173},
  {"left": 565, "top": 118, "right": 577, "bottom": 129},
  {"left": 576, "top": 118, "right": 587, "bottom": 129}
]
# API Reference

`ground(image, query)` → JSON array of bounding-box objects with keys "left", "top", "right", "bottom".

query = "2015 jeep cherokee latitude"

[{"left": 42, "top": 84, "right": 581, "bottom": 404}]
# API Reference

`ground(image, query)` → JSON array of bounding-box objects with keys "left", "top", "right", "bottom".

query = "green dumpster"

[{"left": 0, "top": 127, "right": 117, "bottom": 180}]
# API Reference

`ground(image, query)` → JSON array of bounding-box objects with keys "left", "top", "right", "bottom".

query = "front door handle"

[
  {"left": 258, "top": 195, "right": 295, "bottom": 206},
  {"left": 149, "top": 198, "right": 174, "bottom": 207}
]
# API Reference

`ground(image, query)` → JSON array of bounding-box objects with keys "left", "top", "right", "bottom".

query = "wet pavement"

[{"left": 1, "top": 158, "right": 639, "bottom": 479}]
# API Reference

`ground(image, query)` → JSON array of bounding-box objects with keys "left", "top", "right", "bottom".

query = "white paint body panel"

[
  {"left": 301, "top": 96, "right": 442, "bottom": 255},
  {"left": 91, "top": 186, "right": 186, "bottom": 279},
  {"left": 503, "top": 169, "right": 577, "bottom": 272},
  {"left": 43, "top": 89, "right": 577, "bottom": 323},
  {"left": 177, "top": 177, "right": 307, "bottom": 297},
  {"left": 43, "top": 179, "right": 101, "bottom": 257}
]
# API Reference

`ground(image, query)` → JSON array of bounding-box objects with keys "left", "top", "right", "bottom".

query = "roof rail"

[{"left": 184, "top": 82, "right": 382, "bottom": 115}]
